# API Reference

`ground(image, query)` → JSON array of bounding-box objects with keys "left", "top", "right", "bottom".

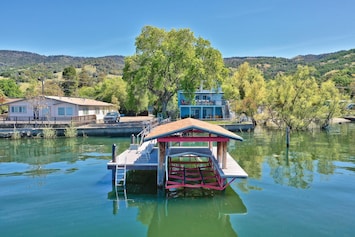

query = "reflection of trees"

[
  {"left": 230, "top": 124, "right": 355, "bottom": 190},
  {"left": 0, "top": 137, "right": 131, "bottom": 178},
  {"left": 229, "top": 129, "right": 285, "bottom": 180},
  {"left": 0, "top": 137, "right": 130, "bottom": 165},
  {"left": 267, "top": 150, "right": 314, "bottom": 189}
]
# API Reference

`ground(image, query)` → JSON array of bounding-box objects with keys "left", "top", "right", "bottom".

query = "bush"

[
  {"left": 42, "top": 127, "right": 56, "bottom": 139},
  {"left": 64, "top": 124, "right": 77, "bottom": 138},
  {"left": 11, "top": 128, "right": 21, "bottom": 140}
]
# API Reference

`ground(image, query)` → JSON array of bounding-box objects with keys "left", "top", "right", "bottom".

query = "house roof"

[
  {"left": 0, "top": 98, "right": 23, "bottom": 105},
  {"left": 1, "top": 96, "right": 114, "bottom": 107},
  {"left": 45, "top": 96, "right": 113, "bottom": 107},
  {"left": 144, "top": 118, "right": 243, "bottom": 142}
]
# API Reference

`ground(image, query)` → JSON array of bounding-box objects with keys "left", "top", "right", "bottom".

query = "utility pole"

[{"left": 38, "top": 77, "right": 44, "bottom": 95}]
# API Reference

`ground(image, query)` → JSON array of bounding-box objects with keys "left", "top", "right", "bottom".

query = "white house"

[{"left": 2, "top": 96, "right": 115, "bottom": 122}]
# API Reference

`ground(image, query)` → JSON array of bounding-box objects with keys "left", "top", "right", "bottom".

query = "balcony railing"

[{"left": 180, "top": 99, "right": 226, "bottom": 106}]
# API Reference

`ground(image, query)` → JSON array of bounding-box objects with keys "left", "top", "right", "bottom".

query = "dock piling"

[
  {"left": 286, "top": 127, "right": 290, "bottom": 148},
  {"left": 131, "top": 134, "right": 135, "bottom": 144},
  {"left": 112, "top": 144, "right": 117, "bottom": 162},
  {"left": 112, "top": 144, "right": 117, "bottom": 184}
]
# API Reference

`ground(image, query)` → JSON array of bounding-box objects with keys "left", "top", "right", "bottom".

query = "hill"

[
  {"left": 224, "top": 48, "right": 355, "bottom": 79},
  {"left": 0, "top": 50, "right": 125, "bottom": 77},
  {"left": 0, "top": 49, "right": 354, "bottom": 80}
]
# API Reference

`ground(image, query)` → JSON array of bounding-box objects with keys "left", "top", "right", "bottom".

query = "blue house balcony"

[{"left": 178, "top": 89, "right": 229, "bottom": 120}]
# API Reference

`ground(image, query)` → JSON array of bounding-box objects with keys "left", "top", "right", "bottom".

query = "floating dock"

[{"left": 107, "top": 118, "right": 248, "bottom": 191}]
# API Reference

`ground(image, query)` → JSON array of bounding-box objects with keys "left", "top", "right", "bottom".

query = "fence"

[{"left": 0, "top": 115, "right": 97, "bottom": 127}]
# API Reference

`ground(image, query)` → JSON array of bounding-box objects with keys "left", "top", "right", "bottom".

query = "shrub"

[
  {"left": 42, "top": 127, "right": 56, "bottom": 139},
  {"left": 64, "top": 124, "right": 77, "bottom": 138}
]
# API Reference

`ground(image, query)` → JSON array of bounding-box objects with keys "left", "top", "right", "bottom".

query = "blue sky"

[{"left": 1, "top": 0, "right": 354, "bottom": 58}]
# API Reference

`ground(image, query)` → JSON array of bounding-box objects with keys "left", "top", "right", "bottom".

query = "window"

[
  {"left": 66, "top": 107, "right": 73, "bottom": 116},
  {"left": 42, "top": 107, "right": 50, "bottom": 116},
  {"left": 11, "top": 106, "right": 27, "bottom": 113},
  {"left": 58, "top": 107, "right": 74, "bottom": 116},
  {"left": 58, "top": 107, "right": 65, "bottom": 115},
  {"left": 82, "top": 107, "right": 89, "bottom": 115}
]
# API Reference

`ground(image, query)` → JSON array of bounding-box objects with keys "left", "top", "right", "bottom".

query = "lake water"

[{"left": 0, "top": 123, "right": 354, "bottom": 237}]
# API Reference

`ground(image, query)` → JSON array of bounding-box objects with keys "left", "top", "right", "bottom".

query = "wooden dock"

[
  {"left": 212, "top": 147, "right": 248, "bottom": 178},
  {"left": 107, "top": 140, "right": 158, "bottom": 170}
]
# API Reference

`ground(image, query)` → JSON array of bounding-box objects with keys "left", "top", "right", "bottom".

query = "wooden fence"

[{"left": 0, "top": 115, "right": 97, "bottom": 127}]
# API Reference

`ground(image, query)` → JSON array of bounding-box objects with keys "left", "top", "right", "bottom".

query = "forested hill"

[
  {"left": 0, "top": 50, "right": 125, "bottom": 76},
  {"left": 224, "top": 48, "right": 355, "bottom": 79},
  {"left": 0, "top": 49, "right": 354, "bottom": 79}
]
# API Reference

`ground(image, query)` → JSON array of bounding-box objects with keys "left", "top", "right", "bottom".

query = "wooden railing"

[
  {"left": 71, "top": 115, "right": 97, "bottom": 126},
  {"left": 0, "top": 115, "right": 97, "bottom": 127}
]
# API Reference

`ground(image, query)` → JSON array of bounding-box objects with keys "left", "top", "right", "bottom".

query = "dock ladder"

[
  {"left": 115, "top": 158, "right": 128, "bottom": 209},
  {"left": 115, "top": 162, "right": 127, "bottom": 187}
]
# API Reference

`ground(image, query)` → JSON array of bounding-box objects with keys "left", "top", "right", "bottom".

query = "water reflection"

[
  {"left": 108, "top": 186, "right": 247, "bottom": 237},
  {"left": 0, "top": 137, "right": 130, "bottom": 178},
  {"left": 231, "top": 123, "right": 355, "bottom": 190},
  {"left": 0, "top": 137, "right": 130, "bottom": 164}
]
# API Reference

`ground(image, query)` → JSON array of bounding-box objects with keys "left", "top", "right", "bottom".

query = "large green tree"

[
  {"left": 95, "top": 77, "right": 127, "bottom": 110},
  {"left": 123, "top": 26, "right": 227, "bottom": 116},
  {"left": 265, "top": 65, "right": 343, "bottom": 130},
  {"left": 25, "top": 79, "right": 64, "bottom": 97},
  {"left": 78, "top": 66, "right": 92, "bottom": 88},
  {"left": 222, "top": 62, "right": 266, "bottom": 125},
  {"left": 319, "top": 80, "right": 344, "bottom": 128},
  {"left": 0, "top": 79, "right": 23, "bottom": 97}
]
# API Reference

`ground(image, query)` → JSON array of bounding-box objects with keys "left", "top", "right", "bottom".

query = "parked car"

[
  {"left": 346, "top": 103, "right": 355, "bottom": 110},
  {"left": 104, "top": 111, "right": 120, "bottom": 123}
]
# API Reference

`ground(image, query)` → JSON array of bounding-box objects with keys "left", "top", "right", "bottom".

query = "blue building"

[{"left": 178, "top": 86, "right": 230, "bottom": 120}]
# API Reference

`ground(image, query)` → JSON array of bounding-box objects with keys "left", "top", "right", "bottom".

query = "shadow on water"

[{"left": 107, "top": 182, "right": 247, "bottom": 237}]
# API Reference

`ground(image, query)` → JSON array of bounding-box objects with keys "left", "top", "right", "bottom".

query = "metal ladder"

[
  {"left": 115, "top": 163, "right": 127, "bottom": 187},
  {"left": 115, "top": 159, "right": 128, "bottom": 209}
]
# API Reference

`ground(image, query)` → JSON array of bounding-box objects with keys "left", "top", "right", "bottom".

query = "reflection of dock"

[
  {"left": 150, "top": 187, "right": 246, "bottom": 237},
  {"left": 107, "top": 118, "right": 248, "bottom": 191},
  {"left": 107, "top": 185, "right": 247, "bottom": 234}
]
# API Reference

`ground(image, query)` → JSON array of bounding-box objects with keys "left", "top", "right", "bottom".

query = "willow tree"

[
  {"left": 123, "top": 26, "right": 227, "bottom": 116},
  {"left": 319, "top": 80, "right": 345, "bottom": 128},
  {"left": 222, "top": 62, "right": 266, "bottom": 125},
  {"left": 266, "top": 65, "right": 343, "bottom": 130}
]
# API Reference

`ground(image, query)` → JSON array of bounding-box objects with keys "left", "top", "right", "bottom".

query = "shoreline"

[{"left": 0, "top": 117, "right": 352, "bottom": 139}]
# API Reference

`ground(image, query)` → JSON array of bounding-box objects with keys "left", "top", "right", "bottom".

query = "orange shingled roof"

[{"left": 144, "top": 118, "right": 243, "bottom": 142}]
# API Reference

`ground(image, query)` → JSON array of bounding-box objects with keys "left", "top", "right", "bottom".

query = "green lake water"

[{"left": 0, "top": 123, "right": 354, "bottom": 237}]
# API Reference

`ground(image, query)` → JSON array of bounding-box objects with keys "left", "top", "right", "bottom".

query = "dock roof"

[{"left": 144, "top": 118, "right": 243, "bottom": 142}]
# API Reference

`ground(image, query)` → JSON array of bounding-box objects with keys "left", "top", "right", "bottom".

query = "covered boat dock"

[{"left": 107, "top": 118, "right": 248, "bottom": 190}]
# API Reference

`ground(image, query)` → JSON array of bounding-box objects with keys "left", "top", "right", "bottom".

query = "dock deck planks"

[
  {"left": 107, "top": 141, "right": 158, "bottom": 170},
  {"left": 108, "top": 145, "right": 248, "bottom": 179}
]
